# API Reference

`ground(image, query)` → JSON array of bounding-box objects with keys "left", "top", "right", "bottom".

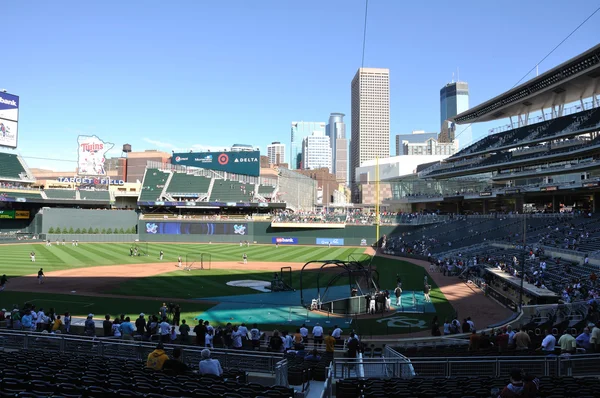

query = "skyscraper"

[
  {"left": 350, "top": 68, "right": 390, "bottom": 190},
  {"left": 326, "top": 112, "right": 347, "bottom": 184},
  {"left": 440, "top": 81, "right": 472, "bottom": 146},
  {"left": 302, "top": 131, "right": 332, "bottom": 173},
  {"left": 290, "top": 121, "right": 326, "bottom": 170},
  {"left": 266, "top": 142, "right": 285, "bottom": 165}
]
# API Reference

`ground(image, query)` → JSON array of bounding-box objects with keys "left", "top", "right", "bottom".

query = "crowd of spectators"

[{"left": 271, "top": 210, "right": 439, "bottom": 225}]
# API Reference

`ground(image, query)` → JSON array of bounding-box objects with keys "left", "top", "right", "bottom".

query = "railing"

[
  {"left": 274, "top": 358, "right": 289, "bottom": 387},
  {"left": 320, "top": 364, "right": 334, "bottom": 398},
  {"left": 0, "top": 330, "right": 283, "bottom": 374},
  {"left": 331, "top": 352, "right": 600, "bottom": 379}
]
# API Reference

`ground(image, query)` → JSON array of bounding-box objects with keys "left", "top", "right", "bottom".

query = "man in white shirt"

[
  {"left": 332, "top": 325, "right": 342, "bottom": 342},
  {"left": 159, "top": 318, "right": 171, "bottom": 343},
  {"left": 312, "top": 323, "right": 324, "bottom": 347},
  {"left": 250, "top": 323, "right": 261, "bottom": 350},
  {"left": 538, "top": 329, "right": 557, "bottom": 353},
  {"left": 300, "top": 324, "right": 309, "bottom": 340},
  {"left": 205, "top": 330, "right": 214, "bottom": 348},
  {"left": 199, "top": 349, "right": 223, "bottom": 376},
  {"left": 238, "top": 323, "right": 248, "bottom": 341},
  {"left": 231, "top": 326, "right": 243, "bottom": 349},
  {"left": 282, "top": 330, "right": 293, "bottom": 351},
  {"left": 466, "top": 317, "right": 475, "bottom": 332}
]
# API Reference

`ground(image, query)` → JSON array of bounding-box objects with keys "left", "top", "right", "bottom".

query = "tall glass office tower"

[
  {"left": 440, "top": 81, "right": 471, "bottom": 147},
  {"left": 326, "top": 113, "right": 347, "bottom": 184},
  {"left": 290, "top": 121, "right": 326, "bottom": 170}
]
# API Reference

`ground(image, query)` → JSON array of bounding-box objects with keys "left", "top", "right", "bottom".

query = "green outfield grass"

[
  {"left": 0, "top": 242, "right": 454, "bottom": 335},
  {"left": 0, "top": 242, "right": 367, "bottom": 277}
]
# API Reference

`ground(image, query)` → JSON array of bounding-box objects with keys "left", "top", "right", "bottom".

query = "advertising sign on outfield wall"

[
  {"left": 172, "top": 151, "right": 260, "bottom": 177},
  {"left": 316, "top": 238, "right": 345, "bottom": 246},
  {"left": 0, "top": 92, "right": 19, "bottom": 148},
  {"left": 145, "top": 222, "right": 248, "bottom": 235},
  {"left": 0, "top": 210, "right": 30, "bottom": 219},
  {"left": 272, "top": 237, "right": 298, "bottom": 245}
]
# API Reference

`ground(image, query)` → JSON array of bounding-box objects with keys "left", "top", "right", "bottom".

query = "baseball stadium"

[{"left": 1, "top": 21, "right": 600, "bottom": 398}]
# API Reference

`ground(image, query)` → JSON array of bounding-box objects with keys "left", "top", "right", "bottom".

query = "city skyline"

[{"left": 2, "top": 2, "right": 598, "bottom": 171}]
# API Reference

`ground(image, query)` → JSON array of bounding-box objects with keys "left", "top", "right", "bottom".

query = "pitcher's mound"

[{"left": 226, "top": 280, "right": 271, "bottom": 292}]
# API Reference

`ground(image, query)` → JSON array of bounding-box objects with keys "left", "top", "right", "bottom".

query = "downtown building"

[
  {"left": 290, "top": 121, "right": 326, "bottom": 170},
  {"left": 266, "top": 142, "right": 285, "bottom": 165},
  {"left": 302, "top": 131, "right": 332, "bottom": 173},
  {"left": 326, "top": 112, "right": 348, "bottom": 185},
  {"left": 439, "top": 81, "right": 472, "bottom": 147},
  {"left": 350, "top": 67, "right": 390, "bottom": 201}
]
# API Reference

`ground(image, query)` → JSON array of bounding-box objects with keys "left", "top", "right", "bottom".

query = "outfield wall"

[
  {"left": 40, "top": 208, "right": 138, "bottom": 234},
  {"left": 139, "top": 220, "right": 415, "bottom": 246}
]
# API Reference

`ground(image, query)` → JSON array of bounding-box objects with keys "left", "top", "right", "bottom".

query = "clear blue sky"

[{"left": 3, "top": 0, "right": 599, "bottom": 170}]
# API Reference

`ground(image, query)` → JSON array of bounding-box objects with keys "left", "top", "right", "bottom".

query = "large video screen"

[
  {"left": 145, "top": 222, "right": 248, "bottom": 236},
  {"left": 172, "top": 150, "right": 260, "bottom": 177}
]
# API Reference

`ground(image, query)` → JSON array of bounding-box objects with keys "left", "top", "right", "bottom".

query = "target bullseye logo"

[{"left": 218, "top": 153, "right": 229, "bottom": 165}]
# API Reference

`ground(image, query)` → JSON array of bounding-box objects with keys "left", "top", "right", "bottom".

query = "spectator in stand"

[
  {"left": 514, "top": 327, "right": 531, "bottom": 350},
  {"left": 269, "top": 330, "right": 283, "bottom": 352},
  {"left": 84, "top": 314, "right": 96, "bottom": 337},
  {"left": 194, "top": 319, "right": 205, "bottom": 346},
  {"left": 51, "top": 315, "right": 63, "bottom": 333},
  {"left": 103, "top": 315, "right": 112, "bottom": 337},
  {"left": 250, "top": 323, "right": 261, "bottom": 350},
  {"left": 499, "top": 368, "right": 540, "bottom": 398},
  {"left": 537, "top": 329, "right": 556, "bottom": 354},
  {"left": 332, "top": 325, "right": 343, "bottom": 345},
  {"left": 162, "top": 347, "right": 189, "bottom": 375},
  {"left": 468, "top": 330, "right": 480, "bottom": 351},
  {"left": 293, "top": 328, "right": 303, "bottom": 345},
  {"left": 346, "top": 333, "right": 359, "bottom": 360},
  {"left": 558, "top": 329, "right": 576, "bottom": 355},
  {"left": 121, "top": 317, "right": 135, "bottom": 340},
  {"left": 199, "top": 349, "right": 223, "bottom": 377},
  {"left": 205, "top": 328, "right": 214, "bottom": 348},
  {"left": 324, "top": 330, "right": 336, "bottom": 353},
  {"left": 231, "top": 325, "right": 243, "bottom": 349},
  {"left": 281, "top": 330, "right": 293, "bottom": 352},
  {"left": 135, "top": 313, "right": 146, "bottom": 336},
  {"left": 576, "top": 327, "right": 592, "bottom": 351},
  {"left": 159, "top": 317, "right": 171, "bottom": 343},
  {"left": 312, "top": 323, "right": 324, "bottom": 347},
  {"left": 112, "top": 319, "right": 122, "bottom": 338},
  {"left": 146, "top": 342, "right": 170, "bottom": 370},
  {"left": 591, "top": 322, "right": 600, "bottom": 352},
  {"left": 300, "top": 324, "right": 309, "bottom": 341},
  {"left": 179, "top": 319, "right": 190, "bottom": 344},
  {"left": 431, "top": 316, "right": 441, "bottom": 337}
]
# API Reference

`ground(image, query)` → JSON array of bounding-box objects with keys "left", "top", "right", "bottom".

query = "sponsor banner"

[
  {"left": 272, "top": 237, "right": 298, "bottom": 245},
  {"left": 58, "top": 177, "right": 125, "bottom": 185},
  {"left": 0, "top": 92, "right": 19, "bottom": 121},
  {"left": 316, "top": 238, "right": 345, "bottom": 246},
  {"left": 172, "top": 150, "right": 260, "bottom": 177},
  {"left": 479, "top": 191, "right": 492, "bottom": 197},
  {"left": 540, "top": 186, "right": 559, "bottom": 192},
  {"left": 360, "top": 239, "right": 368, "bottom": 246},
  {"left": 15, "top": 210, "right": 30, "bottom": 219},
  {"left": 583, "top": 182, "right": 599, "bottom": 188},
  {"left": 145, "top": 222, "right": 248, "bottom": 236},
  {"left": 0, "top": 210, "right": 15, "bottom": 219},
  {"left": 77, "top": 135, "right": 115, "bottom": 176},
  {"left": 0, "top": 118, "right": 18, "bottom": 148},
  {"left": 504, "top": 189, "right": 520, "bottom": 195}
]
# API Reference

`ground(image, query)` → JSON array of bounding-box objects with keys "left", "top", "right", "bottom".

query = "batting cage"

[
  {"left": 298, "top": 255, "right": 379, "bottom": 315},
  {"left": 185, "top": 253, "right": 212, "bottom": 270}
]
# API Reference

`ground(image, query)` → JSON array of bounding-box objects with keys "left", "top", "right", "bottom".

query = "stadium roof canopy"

[{"left": 453, "top": 44, "right": 600, "bottom": 124}]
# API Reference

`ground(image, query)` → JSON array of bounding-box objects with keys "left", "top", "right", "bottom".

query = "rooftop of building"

[{"left": 453, "top": 44, "right": 600, "bottom": 124}]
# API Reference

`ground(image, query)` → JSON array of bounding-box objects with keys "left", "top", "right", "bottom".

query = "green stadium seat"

[
  {"left": 209, "top": 179, "right": 254, "bottom": 203},
  {"left": 139, "top": 169, "right": 169, "bottom": 201},
  {"left": 166, "top": 173, "right": 212, "bottom": 196},
  {"left": 44, "top": 189, "right": 77, "bottom": 200},
  {"left": 0, "top": 152, "right": 27, "bottom": 179}
]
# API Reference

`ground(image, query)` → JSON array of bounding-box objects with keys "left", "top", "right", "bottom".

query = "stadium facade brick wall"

[
  {"left": 40, "top": 208, "right": 138, "bottom": 234},
  {"left": 139, "top": 220, "right": 414, "bottom": 245}
]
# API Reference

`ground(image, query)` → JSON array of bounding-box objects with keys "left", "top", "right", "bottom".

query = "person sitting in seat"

[
  {"left": 162, "top": 347, "right": 190, "bottom": 375},
  {"left": 199, "top": 349, "right": 223, "bottom": 377},
  {"left": 499, "top": 368, "right": 539, "bottom": 398},
  {"left": 146, "top": 342, "right": 169, "bottom": 370}
]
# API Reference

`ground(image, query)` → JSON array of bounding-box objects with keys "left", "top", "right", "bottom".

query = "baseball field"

[{"left": 0, "top": 242, "right": 456, "bottom": 336}]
